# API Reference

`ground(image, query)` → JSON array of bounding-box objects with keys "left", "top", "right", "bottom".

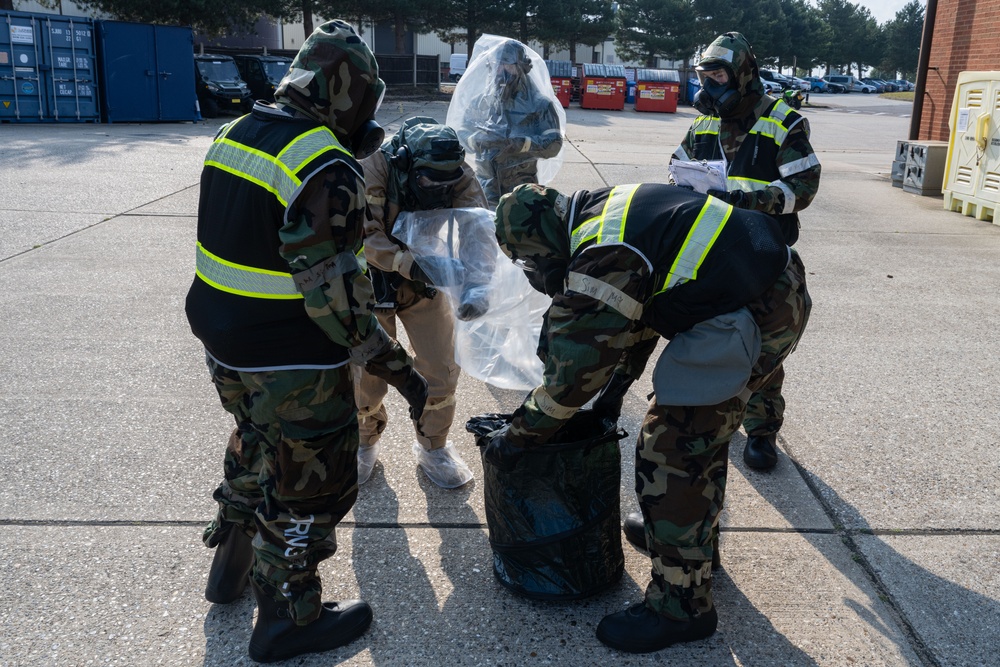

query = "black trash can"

[{"left": 467, "top": 410, "right": 626, "bottom": 600}]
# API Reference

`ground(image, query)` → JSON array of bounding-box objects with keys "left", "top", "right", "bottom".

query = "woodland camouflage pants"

[
  {"left": 636, "top": 249, "right": 811, "bottom": 620},
  {"left": 202, "top": 358, "right": 360, "bottom": 625}
]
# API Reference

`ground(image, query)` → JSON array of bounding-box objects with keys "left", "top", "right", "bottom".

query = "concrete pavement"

[{"left": 1, "top": 93, "right": 997, "bottom": 666}]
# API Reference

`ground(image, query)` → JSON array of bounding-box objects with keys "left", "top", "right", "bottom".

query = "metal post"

[
  {"left": 413, "top": 52, "right": 417, "bottom": 86},
  {"left": 909, "top": 0, "right": 938, "bottom": 141}
]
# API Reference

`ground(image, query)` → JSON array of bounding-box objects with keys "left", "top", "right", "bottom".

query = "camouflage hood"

[
  {"left": 697, "top": 32, "right": 765, "bottom": 116},
  {"left": 384, "top": 116, "right": 466, "bottom": 173},
  {"left": 383, "top": 116, "right": 467, "bottom": 208},
  {"left": 274, "top": 20, "right": 385, "bottom": 141},
  {"left": 495, "top": 183, "right": 572, "bottom": 263}
]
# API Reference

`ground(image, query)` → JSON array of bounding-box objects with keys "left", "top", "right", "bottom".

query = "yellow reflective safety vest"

[
  {"left": 185, "top": 109, "right": 363, "bottom": 370},
  {"left": 689, "top": 98, "right": 805, "bottom": 244},
  {"left": 566, "top": 184, "right": 789, "bottom": 337}
]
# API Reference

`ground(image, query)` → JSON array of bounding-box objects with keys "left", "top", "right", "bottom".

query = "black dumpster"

[{"left": 467, "top": 410, "right": 626, "bottom": 600}]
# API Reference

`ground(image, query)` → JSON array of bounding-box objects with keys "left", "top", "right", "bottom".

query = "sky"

[{"left": 858, "top": 0, "right": 915, "bottom": 24}]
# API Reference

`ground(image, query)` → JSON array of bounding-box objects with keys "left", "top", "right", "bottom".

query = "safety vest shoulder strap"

[
  {"left": 204, "top": 124, "right": 357, "bottom": 208},
  {"left": 570, "top": 184, "right": 642, "bottom": 254},
  {"left": 691, "top": 114, "right": 721, "bottom": 137},
  {"left": 657, "top": 196, "right": 733, "bottom": 293},
  {"left": 748, "top": 99, "right": 801, "bottom": 148}
]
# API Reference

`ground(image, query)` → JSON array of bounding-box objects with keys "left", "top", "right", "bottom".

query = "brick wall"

[{"left": 920, "top": 0, "right": 1000, "bottom": 141}]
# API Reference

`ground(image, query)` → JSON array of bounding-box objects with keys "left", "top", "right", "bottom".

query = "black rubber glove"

[
  {"left": 707, "top": 188, "right": 752, "bottom": 209},
  {"left": 456, "top": 284, "right": 489, "bottom": 321},
  {"left": 409, "top": 256, "right": 466, "bottom": 287},
  {"left": 483, "top": 426, "right": 525, "bottom": 473},
  {"left": 397, "top": 367, "right": 429, "bottom": 421},
  {"left": 363, "top": 340, "right": 429, "bottom": 421},
  {"left": 591, "top": 373, "right": 635, "bottom": 426}
]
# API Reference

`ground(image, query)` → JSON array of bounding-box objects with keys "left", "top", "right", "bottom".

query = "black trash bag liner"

[{"left": 466, "top": 409, "right": 627, "bottom": 600}]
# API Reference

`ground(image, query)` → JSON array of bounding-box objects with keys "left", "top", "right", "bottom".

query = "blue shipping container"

[
  {"left": 96, "top": 21, "right": 199, "bottom": 123},
  {"left": 0, "top": 11, "right": 100, "bottom": 122}
]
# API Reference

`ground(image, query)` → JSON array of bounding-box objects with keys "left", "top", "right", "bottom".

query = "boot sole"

[
  {"left": 596, "top": 622, "right": 717, "bottom": 653},
  {"left": 248, "top": 606, "right": 373, "bottom": 663}
]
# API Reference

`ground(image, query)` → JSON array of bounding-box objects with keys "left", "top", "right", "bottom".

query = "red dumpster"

[
  {"left": 580, "top": 64, "right": 626, "bottom": 111},
  {"left": 546, "top": 60, "right": 573, "bottom": 108},
  {"left": 634, "top": 68, "right": 680, "bottom": 113}
]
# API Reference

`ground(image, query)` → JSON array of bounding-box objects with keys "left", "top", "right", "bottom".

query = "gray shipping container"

[{"left": 0, "top": 10, "right": 99, "bottom": 122}]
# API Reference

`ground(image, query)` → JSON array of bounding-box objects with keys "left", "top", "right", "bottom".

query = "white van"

[{"left": 449, "top": 53, "right": 467, "bottom": 82}]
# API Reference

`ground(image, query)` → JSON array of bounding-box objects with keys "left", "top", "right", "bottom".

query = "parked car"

[
  {"left": 787, "top": 76, "right": 811, "bottom": 91},
  {"left": 872, "top": 78, "right": 898, "bottom": 92},
  {"left": 194, "top": 53, "right": 252, "bottom": 117},
  {"left": 760, "top": 68, "right": 793, "bottom": 90},
  {"left": 826, "top": 75, "right": 876, "bottom": 94},
  {"left": 823, "top": 79, "right": 848, "bottom": 93},
  {"left": 803, "top": 76, "right": 844, "bottom": 93},
  {"left": 760, "top": 78, "right": 782, "bottom": 94},
  {"left": 892, "top": 79, "right": 914, "bottom": 91},
  {"left": 232, "top": 54, "right": 292, "bottom": 103},
  {"left": 860, "top": 77, "right": 886, "bottom": 93}
]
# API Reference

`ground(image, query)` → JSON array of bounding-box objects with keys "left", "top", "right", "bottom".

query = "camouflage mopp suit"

[{"left": 492, "top": 182, "right": 811, "bottom": 629}]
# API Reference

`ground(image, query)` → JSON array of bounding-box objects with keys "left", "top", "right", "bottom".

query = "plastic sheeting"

[
  {"left": 446, "top": 35, "right": 566, "bottom": 205},
  {"left": 392, "top": 207, "right": 548, "bottom": 390},
  {"left": 466, "top": 410, "right": 626, "bottom": 600}
]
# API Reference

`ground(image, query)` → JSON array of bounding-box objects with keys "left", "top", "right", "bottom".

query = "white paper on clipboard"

[{"left": 668, "top": 159, "right": 728, "bottom": 194}]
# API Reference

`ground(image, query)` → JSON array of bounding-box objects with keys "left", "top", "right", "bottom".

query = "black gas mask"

[
  {"left": 351, "top": 119, "right": 385, "bottom": 159},
  {"left": 693, "top": 68, "right": 741, "bottom": 117},
  {"left": 407, "top": 167, "right": 463, "bottom": 209}
]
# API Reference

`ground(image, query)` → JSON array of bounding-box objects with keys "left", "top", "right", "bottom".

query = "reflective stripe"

[
  {"left": 291, "top": 250, "right": 361, "bottom": 292},
  {"left": 772, "top": 180, "right": 796, "bottom": 213},
  {"left": 660, "top": 197, "right": 732, "bottom": 292},
  {"left": 532, "top": 386, "right": 578, "bottom": 420},
  {"left": 570, "top": 184, "right": 641, "bottom": 253},
  {"left": 196, "top": 242, "right": 301, "bottom": 300},
  {"left": 749, "top": 100, "right": 796, "bottom": 147},
  {"left": 204, "top": 125, "right": 349, "bottom": 208},
  {"left": 693, "top": 116, "right": 720, "bottom": 136},
  {"left": 779, "top": 153, "right": 820, "bottom": 178},
  {"left": 728, "top": 175, "right": 769, "bottom": 192},
  {"left": 566, "top": 271, "right": 643, "bottom": 320}
]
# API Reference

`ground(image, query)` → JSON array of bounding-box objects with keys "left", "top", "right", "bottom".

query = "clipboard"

[{"left": 668, "top": 159, "right": 728, "bottom": 194}]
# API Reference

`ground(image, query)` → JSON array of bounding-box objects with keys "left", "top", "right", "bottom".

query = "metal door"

[{"left": 152, "top": 25, "right": 196, "bottom": 121}]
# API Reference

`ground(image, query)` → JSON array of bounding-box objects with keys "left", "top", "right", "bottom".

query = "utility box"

[
  {"left": 546, "top": 60, "right": 573, "bottom": 108},
  {"left": 903, "top": 141, "right": 948, "bottom": 196},
  {"left": 580, "top": 64, "right": 626, "bottom": 111},
  {"left": 0, "top": 10, "right": 100, "bottom": 123},
  {"left": 634, "top": 69, "right": 680, "bottom": 113},
  {"left": 892, "top": 140, "right": 908, "bottom": 188},
  {"left": 95, "top": 21, "right": 198, "bottom": 123},
  {"left": 942, "top": 71, "right": 1000, "bottom": 224}
]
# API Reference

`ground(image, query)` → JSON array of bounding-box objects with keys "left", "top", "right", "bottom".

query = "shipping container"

[
  {"left": 96, "top": 21, "right": 199, "bottom": 123},
  {"left": 1, "top": 10, "right": 100, "bottom": 123}
]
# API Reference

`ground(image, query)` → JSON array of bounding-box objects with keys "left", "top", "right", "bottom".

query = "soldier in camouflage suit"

[
  {"left": 451, "top": 38, "right": 564, "bottom": 207},
  {"left": 185, "top": 21, "right": 427, "bottom": 663},
  {"left": 488, "top": 182, "right": 811, "bottom": 653},
  {"left": 671, "top": 32, "right": 821, "bottom": 472}
]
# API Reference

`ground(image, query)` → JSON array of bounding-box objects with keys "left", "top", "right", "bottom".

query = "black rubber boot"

[
  {"left": 205, "top": 526, "right": 254, "bottom": 604},
  {"left": 743, "top": 433, "right": 778, "bottom": 470},
  {"left": 248, "top": 579, "right": 373, "bottom": 664},
  {"left": 596, "top": 602, "right": 718, "bottom": 653},
  {"left": 622, "top": 512, "right": 721, "bottom": 570}
]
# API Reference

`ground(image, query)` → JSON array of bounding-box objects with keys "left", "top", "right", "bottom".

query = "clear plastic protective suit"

[
  {"left": 392, "top": 208, "right": 549, "bottom": 390},
  {"left": 445, "top": 35, "right": 567, "bottom": 205}
]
